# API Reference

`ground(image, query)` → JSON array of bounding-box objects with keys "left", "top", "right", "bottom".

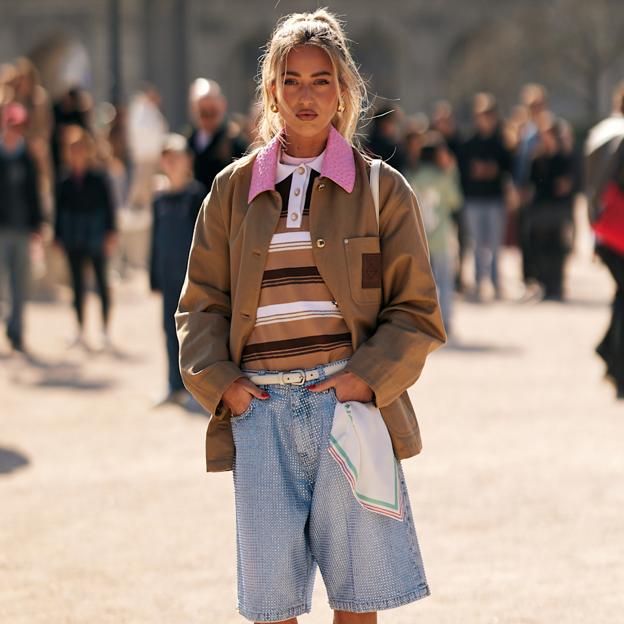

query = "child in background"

[
  {"left": 409, "top": 131, "right": 463, "bottom": 337},
  {"left": 149, "top": 133, "right": 206, "bottom": 405}
]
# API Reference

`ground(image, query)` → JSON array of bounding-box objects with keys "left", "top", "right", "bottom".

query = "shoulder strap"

[{"left": 369, "top": 159, "right": 381, "bottom": 232}]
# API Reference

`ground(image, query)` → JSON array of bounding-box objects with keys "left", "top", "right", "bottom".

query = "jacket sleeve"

[
  {"left": 344, "top": 165, "right": 447, "bottom": 407},
  {"left": 25, "top": 154, "right": 42, "bottom": 231},
  {"left": 101, "top": 173, "right": 116, "bottom": 232},
  {"left": 149, "top": 199, "right": 160, "bottom": 292},
  {"left": 174, "top": 174, "right": 244, "bottom": 417}
]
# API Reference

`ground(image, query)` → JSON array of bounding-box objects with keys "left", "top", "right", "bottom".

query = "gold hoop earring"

[{"left": 270, "top": 102, "right": 279, "bottom": 113}]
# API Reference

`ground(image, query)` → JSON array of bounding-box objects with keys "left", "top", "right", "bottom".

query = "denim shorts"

[{"left": 231, "top": 358, "right": 430, "bottom": 622}]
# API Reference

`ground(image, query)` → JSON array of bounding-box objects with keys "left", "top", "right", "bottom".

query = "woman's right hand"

[{"left": 222, "top": 377, "right": 270, "bottom": 416}]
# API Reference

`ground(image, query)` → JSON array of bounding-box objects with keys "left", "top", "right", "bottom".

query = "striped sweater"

[{"left": 241, "top": 151, "right": 353, "bottom": 371}]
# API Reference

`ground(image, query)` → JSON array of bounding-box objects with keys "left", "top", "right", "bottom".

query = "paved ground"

[{"left": 2, "top": 241, "right": 623, "bottom": 623}]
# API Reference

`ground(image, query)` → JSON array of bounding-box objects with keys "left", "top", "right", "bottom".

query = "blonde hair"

[{"left": 255, "top": 8, "right": 367, "bottom": 148}]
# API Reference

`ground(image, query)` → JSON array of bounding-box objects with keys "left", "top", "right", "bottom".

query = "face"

[
  {"left": 160, "top": 150, "right": 191, "bottom": 178},
  {"left": 272, "top": 45, "right": 341, "bottom": 141},
  {"left": 195, "top": 95, "right": 226, "bottom": 134},
  {"left": 475, "top": 111, "right": 497, "bottom": 135},
  {"left": 67, "top": 141, "right": 89, "bottom": 170},
  {"left": 539, "top": 129, "right": 558, "bottom": 153}
]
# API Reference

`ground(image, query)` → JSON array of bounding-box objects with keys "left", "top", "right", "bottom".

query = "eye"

[
  {"left": 314, "top": 79, "right": 330, "bottom": 86},
  {"left": 284, "top": 78, "right": 298, "bottom": 86}
]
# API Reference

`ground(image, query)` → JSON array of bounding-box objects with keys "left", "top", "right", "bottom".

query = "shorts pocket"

[
  {"left": 343, "top": 236, "right": 382, "bottom": 305},
  {"left": 230, "top": 396, "right": 256, "bottom": 423}
]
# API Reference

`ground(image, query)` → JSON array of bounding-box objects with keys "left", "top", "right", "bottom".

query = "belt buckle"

[{"left": 287, "top": 369, "right": 306, "bottom": 386}]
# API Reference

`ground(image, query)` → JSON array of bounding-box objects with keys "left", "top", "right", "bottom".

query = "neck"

[
  {"left": 168, "top": 172, "right": 190, "bottom": 190},
  {"left": 283, "top": 126, "right": 330, "bottom": 158},
  {"left": 1, "top": 134, "right": 22, "bottom": 152}
]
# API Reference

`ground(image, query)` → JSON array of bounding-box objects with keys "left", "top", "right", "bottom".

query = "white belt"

[{"left": 243, "top": 360, "right": 347, "bottom": 386}]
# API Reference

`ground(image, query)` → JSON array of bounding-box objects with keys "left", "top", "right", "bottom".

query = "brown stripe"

[
  {"left": 241, "top": 340, "right": 353, "bottom": 364},
  {"left": 242, "top": 332, "right": 352, "bottom": 358},
  {"left": 262, "top": 266, "right": 322, "bottom": 288}
]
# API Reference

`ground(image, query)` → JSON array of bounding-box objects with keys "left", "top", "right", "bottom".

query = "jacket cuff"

[
  {"left": 343, "top": 361, "right": 382, "bottom": 408},
  {"left": 185, "top": 361, "right": 244, "bottom": 418}
]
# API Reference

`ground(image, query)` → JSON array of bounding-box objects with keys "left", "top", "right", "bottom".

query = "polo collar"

[{"left": 248, "top": 125, "right": 355, "bottom": 203}]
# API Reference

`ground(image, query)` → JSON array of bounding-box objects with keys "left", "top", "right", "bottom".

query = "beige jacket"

[{"left": 175, "top": 129, "right": 446, "bottom": 472}]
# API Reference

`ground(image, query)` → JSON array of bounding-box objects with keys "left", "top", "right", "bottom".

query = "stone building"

[{"left": 1, "top": 0, "right": 623, "bottom": 130}]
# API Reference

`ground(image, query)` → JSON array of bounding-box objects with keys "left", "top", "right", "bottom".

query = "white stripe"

[
  {"left": 269, "top": 231, "right": 313, "bottom": 253},
  {"left": 255, "top": 310, "right": 344, "bottom": 327},
  {"left": 256, "top": 300, "right": 339, "bottom": 319},
  {"left": 270, "top": 232, "right": 311, "bottom": 245},
  {"left": 268, "top": 242, "right": 312, "bottom": 253}
]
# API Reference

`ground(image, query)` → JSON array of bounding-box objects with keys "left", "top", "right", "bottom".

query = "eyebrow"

[{"left": 283, "top": 70, "right": 333, "bottom": 77}]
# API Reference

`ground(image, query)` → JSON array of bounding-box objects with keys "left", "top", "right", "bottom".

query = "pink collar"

[{"left": 248, "top": 125, "right": 355, "bottom": 204}]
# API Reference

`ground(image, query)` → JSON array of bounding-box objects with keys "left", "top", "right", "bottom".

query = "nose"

[{"left": 299, "top": 84, "right": 313, "bottom": 105}]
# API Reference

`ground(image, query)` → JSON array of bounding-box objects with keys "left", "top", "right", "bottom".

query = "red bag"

[{"left": 592, "top": 182, "right": 624, "bottom": 254}]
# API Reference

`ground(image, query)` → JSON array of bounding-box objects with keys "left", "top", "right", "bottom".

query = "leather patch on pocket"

[{"left": 362, "top": 253, "right": 382, "bottom": 288}]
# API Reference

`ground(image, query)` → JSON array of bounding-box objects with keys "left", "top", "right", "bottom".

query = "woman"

[
  {"left": 176, "top": 10, "right": 446, "bottom": 623},
  {"left": 526, "top": 113, "right": 575, "bottom": 301},
  {"left": 54, "top": 124, "right": 116, "bottom": 349}
]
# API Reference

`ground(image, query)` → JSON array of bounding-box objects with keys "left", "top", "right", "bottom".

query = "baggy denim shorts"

[{"left": 231, "top": 359, "right": 430, "bottom": 622}]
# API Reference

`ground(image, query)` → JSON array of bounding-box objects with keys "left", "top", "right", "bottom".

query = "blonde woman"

[
  {"left": 176, "top": 10, "right": 446, "bottom": 624},
  {"left": 54, "top": 125, "right": 116, "bottom": 349}
]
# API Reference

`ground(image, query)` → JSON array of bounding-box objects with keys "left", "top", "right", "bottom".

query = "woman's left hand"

[{"left": 308, "top": 371, "right": 374, "bottom": 403}]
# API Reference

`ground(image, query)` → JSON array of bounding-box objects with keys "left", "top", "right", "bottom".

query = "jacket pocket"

[{"left": 343, "top": 236, "right": 382, "bottom": 305}]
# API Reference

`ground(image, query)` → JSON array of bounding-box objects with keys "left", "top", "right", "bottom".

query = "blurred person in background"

[
  {"left": 186, "top": 78, "right": 247, "bottom": 190},
  {"left": 458, "top": 92, "right": 513, "bottom": 301},
  {"left": 408, "top": 131, "right": 463, "bottom": 337},
  {"left": 585, "top": 82, "right": 624, "bottom": 399},
  {"left": 514, "top": 84, "right": 551, "bottom": 294},
  {"left": 51, "top": 86, "right": 92, "bottom": 181},
  {"left": 0, "top": 102, "right": 43, "bottom": 353},
  {"left": 526, "top": 113, "right": 575, "bottom": 301},
  {"left": 365, "top": 105, "right": 406, "bottom": 172},
  {"left": 149, "top": 133, "right": 205, "bottom": 406},
  {"left": 432, "top": 100, "right": 468, "bottom": 293},
  {"left": 9, "top": 57, "right": 54, "bottom": 216},
  {"left": 431, "top": 100, "right": 462, "bottom": 157},
  {"left": 126, "top": 84, "right": 168, "bottom": 211},
  {"left": 402, "top": 113, "right": 428, "bottom": 175},
  {"left": 53, "top": 125, "right": 116, "bottom": 350}
]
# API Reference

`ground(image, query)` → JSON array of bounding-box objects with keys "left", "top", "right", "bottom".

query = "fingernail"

[
  {"left": 308, "top": 384, "right": 316, "bottom": 390},
  {"left": 262, "top": 392, "right": 270, "bottom": 399}
]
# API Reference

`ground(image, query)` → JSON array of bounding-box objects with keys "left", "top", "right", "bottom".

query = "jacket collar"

[{"left": 248, "top": 125, "right": 355, "bottom": 203}]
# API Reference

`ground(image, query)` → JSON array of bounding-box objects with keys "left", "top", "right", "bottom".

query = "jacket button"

[
  {"left": 317, "top": 183, "right": 325, "bottom": 190},
  {"left": 316, "top": 238, "right": 326, "bottom": 248}
]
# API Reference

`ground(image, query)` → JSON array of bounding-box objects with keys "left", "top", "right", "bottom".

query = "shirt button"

[
  {"left": 290, "top": 213, "right": 298, "bottom": 221},
  {"left": 316, "top": 238, "right": 326, "bottom": 248},
  {"left": 294, "top": 188, "right": 301, "bottom": 196},
  {"left": 298, "top": 166, "right": 305, "bottom": 175},
  {"left": 318, "top": 183, "right": 325, "bottom": 190}
]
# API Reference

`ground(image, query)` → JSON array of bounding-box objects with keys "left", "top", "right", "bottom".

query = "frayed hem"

[
  {"left": 239, "top": 602, "right": 311, "bottom": 622},
  {"left": 328, "top": 583, "right": 431, "bottom": 612}
]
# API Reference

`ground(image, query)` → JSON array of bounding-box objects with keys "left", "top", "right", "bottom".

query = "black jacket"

[
  {"left": 54, "top": 170, "right": 116, "bottom": 253},
  {"left": 187, "top": 123, "right": 247, "bottom": 190},
  {"left": 0, "top": 142, "right": 42, "bottom": 232},
  {"left": 459, "top": 128, "right": 513, "bottom": 199},
  {"left": 149, "top": 180, "right": 206, "bottom": 294}
]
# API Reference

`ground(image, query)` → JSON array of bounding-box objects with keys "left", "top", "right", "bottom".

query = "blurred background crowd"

[{"left": 1, "top": 1, "right": 624, "bottom": 404}]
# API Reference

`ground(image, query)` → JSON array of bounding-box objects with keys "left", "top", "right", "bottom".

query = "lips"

[{"left": 296, "top": 110, "right": 318, "bottom": 120}]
